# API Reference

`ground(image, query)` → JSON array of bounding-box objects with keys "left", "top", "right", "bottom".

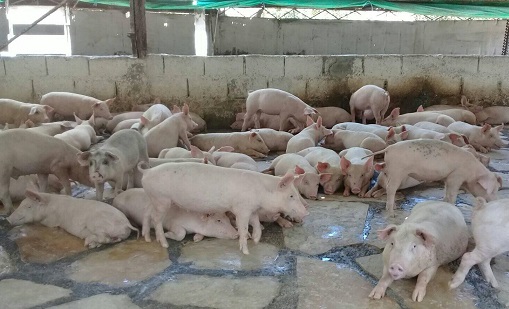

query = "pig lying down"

[
  {"left": 370, "top": 201, "right": 468, "bottom": 302},
  {"left": 113, "top": 188, "right": 238, "bottom": 242},
  {"left": 139, "top": 162, "right": 309, "bottom": 254},
  {"left": 8, "top": 190, "right": 138, "bottom": 248}
]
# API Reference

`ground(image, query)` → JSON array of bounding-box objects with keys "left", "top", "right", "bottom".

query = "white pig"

[
  {"left": 159, "top": 145, "right": 219, "bottom": 165},
  {"left": 0, "top": 99, "right": 53, "bottom": 126},
  {"left": 339, "top": 147, "right": 374, "bottom": 197},
  {"left": 212, "top": 151, "right": 258, "bottom": 171},
  {"left": 366, "top": 169, "right": 423, "bottom": 198},
  {"left": 349, "top": 85, "right": 390, "bottom": 125},
  {"left": 113, "top": 188, "right": 238, "bottom": 242},
  {"left": 231, "top": 112, "right": 286, "bottom": 131},
  {"left": 297, "top": 147, "right": 343, "bottom": 194},
  {"left": 7, "top": 190, "right": 138, "bottom": 248},
  {"left": 139, "top": 163, "right": 309, "bottom": 253},
  {"left": 113, "top": 119, "right": 140, "bottom": 133},
  {"left": 78, "top": 129, "right": 149, "bottom": 200},
  {"left": 449, "top": 198, "right": 509, "bottom": 289},
  {"left": 448, "top": 122, "right": 505, "bottom": 153},
  {"left": 286, "top": 116, "right": 332, "bottom": 153},
  {"left": 413, "top": 121, "right": 452, "bottom": 134},
  {"left": 40, "top": 92, "right": 114, "bottom": 120},
  {"left": 241, "top": 88, "right": 317, "bottom": 133},
  {"left": 313, "top": 107, "right": 351, "bottom": 128},
  {"left": 191, "top": 131, "right": 269, "bottom": 158},
  {"left": 251, "top": 128, "right": 293, "bottom": 152},
  {"left": 369, "top": 139, "right": 502, "bottom": 215},
  {"left": 333, "top": 122, "right": 407, "bottom": 144},
  {"left": 370, "top": 201, "right": 468, "bottom": 302},
  {"left": 416, "top": 105, "right": 476, "bottom": 124},
  {"left": 26, "top": 121, "right": 75, "bottom": 136},
  {"left": 172, "top": 105, "right": 207, "bottom": 133},
  {"left": 462, "top": 144, "right": 490, "bottom": 166},
  {"left": 400, "top": 125, "right": 468, "bottom": 147},
  {"left": 381, "top": 108, "right": 455, "bottom": 127},
  {"left": 323, "top": 129, "right": 387, "bottom": 152},
  {"left": 143, "top": 104, "right": 198, "bottom": 157},
  {"left": 138, "top": 103, "right": 172, "bottom": 134},
  {"left": 9, "top": 175, "right": 62, "bottom": 202},
  {"left": 106, "top": 111, "right": 144, "bottom": 133},
  {"left": 54, "top": 113, "right": 101, "bottom": 151}
]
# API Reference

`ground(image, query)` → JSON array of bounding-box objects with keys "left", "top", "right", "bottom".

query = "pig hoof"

[
  {"left": 161, "top": 242, "right": 169, "bottom": 248},
  {"left": 412, "top": 287, "right": 426, "bottom": 302},
  {"left": 368, "top": 286, "right": 386, "bottom": 299},
  {"left": 448, "top": 279, "right": 462, "bottom": 290}
]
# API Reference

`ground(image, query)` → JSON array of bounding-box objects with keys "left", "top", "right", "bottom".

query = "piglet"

[
  {"left": 106, "top": 111, "right": 143, "bottom": 133},
  {"left": 450, "top": 198, "right": 509, "bottom": 289},
  {"left": 323, "top": 129, "right": 387, "bottom": 153},
  {"left": 313, "top": 107, "right": 351, "bottom": 128},
  {"left": 448, "top": 122, "right": 505, "bottom": 153},
  {"left": 191, "top": 131, "right": 269, "bottom": 158},
  {"left": 78, "top": 129, "right": 149, "bottom": 200},
  {"left": 339, "top": 147, "right": 374, "bottom": 197},
  {"left": 286, "top": 116, "right": 332, "bottom": 153},
  {"left": 370, "top": 201, "right": 468, "bottom": 302},
  {"left": 113, "top": 119, "right": 140, "bottom": 133},
  {"left": 0, "top": 98, "right": 53, "bottom": 126},
  {"left": 172, "top": 105, "right": 207, "bottom": 133},
  {"left": 7, "top": 190, "right": 138, "bottom": 248},
  {"left": 159, "top": 145, "right": 218, "bottom": 165},
  {"left": 113, "top": 188, "right": 238, "bottom": 242},
  {"left": 333, "top": 122, "right": 407, "bottom": 144},
  {"left": 231, "top": 112, "right": 284, "bottom": 131},
  {"left": 297, "top": 147, "right": 343, "bottom": 194},
  {"left": 26, "top": 121, "right": 75, "bottom": 136},
  {"left": 138, "top": 103, "right": 172, "bottom": 134},
  {"left": 212, "top": 150, "right": 258, "bottom": 171},
  {"left": 349, "top": 85, "right": 390, "bottom": 124},
  {"left": 40, "top": 92, "right": 114, "bottom": 120},
  {"left": 251, "top": 128, "right": 293, "bottom": 152},
  {"left": 381, "top": 108, "right": 455, "bottom": 127},
  {"left": 54, "top": 113, "right": 101, "bottom": 151}
]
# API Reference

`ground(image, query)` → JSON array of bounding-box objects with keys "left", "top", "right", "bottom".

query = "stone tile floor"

[{"left": 1, "top": 132, "right": 509, "bottom": 308}]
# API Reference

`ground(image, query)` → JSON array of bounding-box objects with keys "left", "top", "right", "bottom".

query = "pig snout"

[
  {"left": 389, "top": 263, "right": 405, "bottom": 280},
  {"left": 90, "top": 171, "right": 104, "bottom": 182},
  {"left": 351, "top": 187, "right": 361, "bottom": 194}
]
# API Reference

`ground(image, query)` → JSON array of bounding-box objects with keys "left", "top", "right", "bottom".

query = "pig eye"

[
  {"left": 217, "top": 219, "right": 221, "bottom": 223},
  {"left": 361, "top": 174, "right": 364, "bottom": 177},
  {"left": 290, "top": 195, "right": 294, "bottom": 198},
  {"left": 103, "top": 160, "right": 109, "bottom": 165},
  {"left": 305, "top": 181, "right": 309, "bottom": 185},
  {"left": 390, "top": 242, "right": 394, "bottom": 246}
]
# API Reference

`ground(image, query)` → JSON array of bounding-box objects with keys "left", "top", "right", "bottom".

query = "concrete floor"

[{"left": 1, "top": 132, "right": 509, "bottom": 309}]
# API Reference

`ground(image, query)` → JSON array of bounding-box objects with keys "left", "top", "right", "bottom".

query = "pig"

[
  {"left": 9, "top": 175, "right": 62, "bottom": 202},
  {"left": 349, "top": 85, "right": 390, "bottom": 125},
  {"left": 0, "top": 99, "right": 53, "bottom": 126},
  {"left": 323, "top": 129, "right": 387, "bottom": 153},
  {"left": 313, "top": 107, "right": 351, "bottom": 128},
  {"left": 112, "top": 188, "right": 238, "bottom": 242},
  {"left": 257, "top": 210, "right": 294, "bottom": 228},
  {"left": 93, "top": 117, "right": 109, "bottom": 135},
  {"left": 339, "top": 147, "right": 374, "bottom": 197},
  {"left": 113, "top": 119, "right": 140, "bottom": 133},
  {"left": 251, "top": 128, "right": 293, "bottom": 152},
  {"left": 461, "top": 98, "right": 509, "bottom": 125},
  {"left": 138, "top": 104, "right": 172, "bottom": 134},
  {"left": 212, "top": 151, "right": 258, "bottom": 171},
  {"left": 172, "top": 105, "right": 207, "bottom": 133},
  {"left": 7, "top": 190, "right": 138, "bottom": 248},
  {"left": 106, "top": 111, "right": 144, "bottom": 133},
  {"left": 449, "top": 198, "right": 509, "bottom": 289},
  {"left": 241, "top": 88, "right": 317, "bottom": 133},
  {"left": 333, "top": 122, "right": 407, "bottom": 144},
  {"left": 462, "top": 144, "right": 490, "bottom": 166},
  {"left": 366, "top": 170, "right": 423, "bottom": 198},
  {"left": 26, "top": 121, "right": 75, "bottom": 136},
  {"left": 400, "top": 125, "right": 468, "bottom": 147},
  {"left": 54, "top": 113, "right": 101, "bottom": 151},
  {"left": 369, "top": 139, "right": 502, "bottom": 215},
  {"left": 370, "top": 201, "right": 468, "bottom": 302},
  {"left": 297, "top": 147, "right": 343, "bottom": 194},
  {"left": 416, "top": 105, "right": 476, "bottom": 124},
  {"left": 191, "top": 131, "right": 270, "bottom": 158},
  {"left": 0, "top": 129, "right": 92, "bottom": 214},
  {"left": 132, "top": 103, "right": 155, "bottom": 112},
  {"left": 448, "top": 122, "right": 505, "bottom": 153},
  {"left": 264, "top": 153, "right": 332, "bottom": 199},
  {"left": 423, "top": 96, "right": 480, "bottom": 112},
  {"left": 286, "top": 116, "right": 332, "bottom": 153},
  {"left": 231, "top": 112, "right": 285, "bottom": 131},
  {"left": 40, "top": 92, "right": 114, "bottom": 120},
  {"left": 139, "top": 162, "right": 309, "bottom": 253},
  {"left": 159, "top": 145, "right": 218, "bottom": 165},
  {"left": 77, "top": 129, "right": 149, "bottom": 201},
  {"left": 381, "top": 108, "right": 455, "bottom": 127},
  {"left": 143, "top": 104, "right": 198, "bottom": 157},
  {"left": 413, "top": 121, "right": 452, "bottom": 134}
]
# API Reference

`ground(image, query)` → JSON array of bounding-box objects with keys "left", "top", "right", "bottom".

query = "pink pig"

[{"left": 349, "top": 85, "right": 390, "bottom": 125}]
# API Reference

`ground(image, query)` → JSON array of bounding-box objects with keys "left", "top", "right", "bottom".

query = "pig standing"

[
  {"left": 113, "top": 188, "right": 238, "bottom": 242},
  {"left": 78, "top": 129, "right": 149, "bottom": 200},
  {"left": 449, "top": 198, "right": 509, "bottom": 289},
  {"left": 54, "top": 113, "right": 100, "bottom": 151},
  {"left": 40, "top": 92, "right": 114, "bottom": 120},
  {"left": 143, "top": 104, "right": 198, "bottom": 157},
  {"left": 286, "top": 116, "right": 332, "bottom": 153},
  {"left": 7, "top": 190, "right": 138, "bottom": 248},
  {"left": 265, "top": 153, "right": 331, "bottom": 199},
  {"left": 191, "top": 131, "right": 269, "bottom": 158},
  {"left": 139, "top": 162, "right": 309, "bottom": 253},
  {"left": 323, "top": 129, "right": 387, "bottom": 153},
  {"left": 0, "top": 129, "right": 92, "bottom": 214},
  {"left": 370, "top": 139, "right": 502, "bottom": 215},
  {"left": 0, "top": 99, "right": 53, "bottom": 126},
  {"left": 297, "top": 147, "right": 343, "bottom": 194},
  {"left": 349, "top": 85, "right": 390, "bottom": 125},
  {"left": 370, "top": 201, "right": 468, "bottom": 302},
  {"left": 381, "top": 108, "right": 455, "bottom": 127},
  {"left": 251, "top": 128, "right": 293, "bottom": 152},
  {"left": 339, "top": 147, "right": 374, "bottom": 197},
  {"left": 448, "top": 122, "right": 505, "bottom": 153},
  {"left": 241, "top": 88, "right": 317, "bottom": 133}
]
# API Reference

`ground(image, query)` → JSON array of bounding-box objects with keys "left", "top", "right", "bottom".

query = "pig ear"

[
  {"left": 105, "top": 98, "right": 116, "bottom": 106},
  {"left": 140, "top": 116, "right": 149, "bottom": 126},
  {"left": 73, "top": 113, "right": 83, "bottom": 124},
  {"left": 190, "top": 145, "right": 202, "bottom": 158},
  {"left": 29, "top": 107, "right": 37, "bottom": 115},
  {"left": 153, "top": 97, "right": 161, "bottom": 104},
  {"left": 416, "top": 105, "right": 424, "bottom": 112},
  {"left": 461, "top": 135, "right": 470, "bottom": 145},
  {"left": 390, "top": 108, "right": 400, "bottom": 119},
  {"left": 217, "top": 146, "right": 234, "bottom": 153},
  {"left": 182, "top": 104, "right": 190, "bottom": 115},
  {"left": 249, "top": 132, "right": 257, "bottom": 141},
  {"left": 377, "top": 224, "right": 397, "bottom": 241},
  {"left": 93, "top": 102, "right": 101, "bottom": 108},
  {"left": 320, "top": 173, "right": 332, "bottom": 183},
  {"left": 25, "top": 189, "right": 45, "bottom": 203},
  {"left": 496, "top": 124, "right": 504, "bottom": 132},
  {"left": 477, "top": 174, "right": 498, "bottom": 195},
  {"left": 24, "top": 119, "right": 35, "bottom": 128},
  {"left": 207, "top": 146, "right": 216, "bottom": 153},
  {"left": 460, "top": 95, "right": 468, "bottom": 107},
  {"left": 77, "top": 152, "right": 91, "bottom": 166},
  {"left": 43, "top": 105, "right": 54, "bottom": 113},
  {"left": 448, "top": 133, "right": 461, "bottom": 145},
  {"left": 278, "top": 173, "right": 296, "bottom": 190},
  {"left": 374, "top": 162, "right": 385, "bottom": 172},
  {"left": 294, "top": 165, "right": 305, "bottom": 175},
  {"left": 364, "top": 156, "right": 374, "bottom": 172},
  {"left": 105, "top": 151, "right": 119, "bottom": 162},
  {"left": 416, "top": 229, "right": 435, "bottom": 247},
  {"left": 316, "top": 116, "right": 323, "bottom": 128},
  {"left": 293, "top": 173, "right": 305, "bottom": 187},
  {"left": 306, "top": 116, "right": 314, "bottom": 127},
  {"left": 200, "top": 214, "right": 212, "bottom": 221},
  {"left": 340, "top": 156, "right": 351, "bottom": 175},
  {"left": 400, "top": 130, "right": 409, "bottom": 140},
  {"left": 316, "top": 162, "right": 329, "bottom": 173},
  {"left": 89, "top": 113, "right": 96, "bottom": 126},
  {"left": 304, "top": 107, "right": 315, "bottom": 115},
  {"left": 172, "top": 105, "right": 181, "bottom": 113},
  {"left": 481, "top": 123, "right": 492, "bottom": 133},
  {"left": 386, "top": 127, "right": 395, "bottom": 139}
]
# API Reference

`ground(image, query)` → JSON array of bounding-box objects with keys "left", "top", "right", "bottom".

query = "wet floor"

[{"left": 1, "top": 132, "right": 509, "bottom": 308}]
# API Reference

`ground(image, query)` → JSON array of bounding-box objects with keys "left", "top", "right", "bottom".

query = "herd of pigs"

[{"left": 1, "top": 85, "right": 509, "bottom": 302}]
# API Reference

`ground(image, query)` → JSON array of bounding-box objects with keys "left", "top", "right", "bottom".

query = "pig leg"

[
  {"left": 478, "top": 259, "right": 498, "bottom": 288},
  {"left": 235, "top": 212, "right": 251, "bottom": 255},
  {"left": 276, "top": 216, "right": 293, "bottom": 228},
  {"left": 126, "top": 169, "right": 134, "bottom": 189},
  {"left": 358, "top": 181, "right": 371, "bottom": 198},
  {"left": 95, "top": 182, "right": 105, "bottom": 200},
  {"left": 244, "top": 149, "right": 267, "bottom": 158},
  {"left": 343, "top": 183, "right": 351, "bottom": 197},
  {"left": 113, "top": 174, "right": 124, "bottom": 196},
  {"left": 52, "top": 168, "right": 72, "bottom": 195},
  {"left": 249, "top": 213, "right": 262, "bottom": 244},
  {"left": 193, "top": 234, "right": 205, "bottom": 242},
  {"left": 179, "top": 130, "right": 193, "bottom": 150},
  {"left": 142, "top": 204, "right": 152, "bottom": 242},
  {"left": 288, "top": 117, "right": 300, "bottom": 132},
  {"left": 84, "top": 235, "right": 100, "bottom": 248},
  {"left": 385, "top": 176, "right": 403, "bottom": 216},
  {"left": 0, "top": 175, "right": 13, "bottom": 215},
  {"left": 241, "top": 111, "right": 255, "bottom": 132},
  {"left": 443, "top": 177, "right": 462, "bottom": 204},
  {"left": 253, "top": 111, "right": 262, "bottom": 129},
  {"left": 279, "top": 113, "right": 290, "bottom": 132},
  {"left": 366, "top": 181, "right": 380, "bottom": 197},
  {"left": 37, "top": 174, "right": 48, "bottom": 192},
  {"left": 369, "top": 266, "right": 394, "bottom": 299},
  {"left": 164, "top": 226, "right": 186, "bottom": 241},
  {"left": 371, "top": 188, "right": 386, "bottom": 198},
  {"left": 450, "top": 248, "right": 496, "bottom": 289},
  {"left": 412, "top": 266, "right": 437, "bottom": 302}
]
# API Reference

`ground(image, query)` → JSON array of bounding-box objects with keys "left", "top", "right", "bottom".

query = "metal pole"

[{"left": 502, "top": 19, "right": 509, "bottom": 55}]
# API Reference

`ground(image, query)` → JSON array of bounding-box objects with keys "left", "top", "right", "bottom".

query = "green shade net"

[{"left": 2, "top": 0, "right": 509, "bottom": 18}]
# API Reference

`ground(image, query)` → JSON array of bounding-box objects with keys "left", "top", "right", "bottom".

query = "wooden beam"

[{"left": 129, "top": 0, "right": 147, "bottom": 58}]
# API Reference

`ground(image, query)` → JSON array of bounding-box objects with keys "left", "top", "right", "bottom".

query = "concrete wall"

[
  {"left": 70, "top": 10, "right": 194, "bottom": 55},
  {"left": 0, "top": 54, "right": 507, "bottom": 129},
  {"left": 0, "top": 8, "right": 7, "bottom": 47},
  {"left": 214, "top": 17, "right": 506, "bottom": 56}
]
